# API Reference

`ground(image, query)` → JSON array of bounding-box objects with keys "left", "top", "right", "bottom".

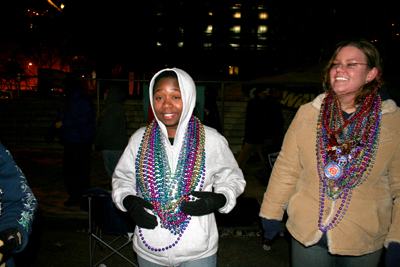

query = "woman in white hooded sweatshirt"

[{"left": 112, "top": 68, "right": 246, "bottom": 267}]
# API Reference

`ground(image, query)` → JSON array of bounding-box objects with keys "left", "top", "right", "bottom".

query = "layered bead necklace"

[
  {"left": 136, "top": 115, "right": 206, "bottom": 251},
  {"left": 316, "top": 90, "right": 381, "bottom": 232}
]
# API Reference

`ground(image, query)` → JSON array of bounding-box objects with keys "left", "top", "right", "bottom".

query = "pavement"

[{"left": 8, "top": 148, "right": 291, "bottom": 267}]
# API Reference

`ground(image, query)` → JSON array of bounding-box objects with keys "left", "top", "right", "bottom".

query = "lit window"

[
  {"left": 229, "top": 66, "right": 239, "bottom": 75},
  {"left": 230, "top": 26, "right": 241, "bottom": 33},
  {"left": 233, "top": 12, "right": 241, "bottom": 18},
  {"left": 258, "top": 25, "right": 268, "bottom": 34},
  {"left": 205, "top": 25, "right": 213, "bottom": 34},
  {"left": 209, "top": 12, "right": 213, "bottom": 16},
  {"left": 231, "top": 4, "right": 241, "bottom": 9},
  {"left": 178, "top": 42, "right": 184, "bottom": 47},
  {"left": 259, "top": 12, "right": 268, "bottom": 19},
  {"left": 157, "top": 42, "right": 162, "bottom": 46},
  {"left": 230, "top": 44, "right": 240, "bottom": 49},
  {"left": 204, "top": 43, "right": 212, "bottom": 48}
]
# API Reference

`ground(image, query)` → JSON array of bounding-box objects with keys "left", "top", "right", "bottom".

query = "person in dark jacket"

[
  {"left": 0, "top": 142, "right": 37, "bottom": 267},
  {"left": 203, "top": 86, "right": 222, "bottom": 133},
  {"left": 236, "top": 87, "right": 269, "bottom": 170},
  {"left": 54, "top": 76, "right": 95, "bottom": 206},
  {"left": 95, "top": 85, "right": 128, "bottom": 178}
]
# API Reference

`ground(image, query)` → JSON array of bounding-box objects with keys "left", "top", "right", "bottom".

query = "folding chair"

[{"left": 82, "top": 188, "right": 138, "bottom": 267}]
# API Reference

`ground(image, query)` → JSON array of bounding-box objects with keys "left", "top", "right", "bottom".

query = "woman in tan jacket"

[{"left": 260, "top": 39, "right": 400, "bottom": 267}]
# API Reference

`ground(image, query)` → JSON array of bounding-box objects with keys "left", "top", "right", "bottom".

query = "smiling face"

[
  {"left": 329, "top": 46, "right": 378, "bottom": 99},
  {"left": 153, "top": 77, "right": 183, "bottom": 138}
]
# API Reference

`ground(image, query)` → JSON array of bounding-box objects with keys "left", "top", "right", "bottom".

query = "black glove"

[
  {"left": 123, "top": 196, "right": 158, "bottom": 229},
  {"left": 261, "top": 218, "right": 282, "bottom": 240},
  {"left": 181, "top": 191, "right": 227, "bottom": 216},
  {"left": 386, "top": 242, "right": 400, "bottom": 267},
  {"left": 0, "top": 227, "right": 22, "bottom": 265}
]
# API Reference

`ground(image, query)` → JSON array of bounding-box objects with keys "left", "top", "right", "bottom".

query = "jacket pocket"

[
  {"left": 346, "top": 190, "right": 392, "bottom": 237},
  {"left": 173, "top": 214, "right": 213, "bottom": 258},
  {"left": 287, "top": 184, "right": 319, "bottom": 229}
]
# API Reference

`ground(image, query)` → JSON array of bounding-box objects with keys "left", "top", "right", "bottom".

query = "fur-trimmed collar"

[{"left": 311, "top": 93, "right": 398, "bottom": 115}]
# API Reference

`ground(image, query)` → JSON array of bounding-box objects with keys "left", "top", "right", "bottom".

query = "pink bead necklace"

[{"left": 135, "top": 116, "right": 206, "bottom": 251}]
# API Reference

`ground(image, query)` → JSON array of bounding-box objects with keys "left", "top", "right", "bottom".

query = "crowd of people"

[
  {"left": 2, "top": 37, "right": 399, "bottom": 267},
  {"left": 109, "top": 37, "right": 400, "bottom": 266}
]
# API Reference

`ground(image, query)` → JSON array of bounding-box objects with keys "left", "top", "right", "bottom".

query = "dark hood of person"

[
  {"left": 104, "top": 85, "right": 125, "bottom": 107},
  {"left": 62, "top": 77, "right": 82, "bottom": 97}
]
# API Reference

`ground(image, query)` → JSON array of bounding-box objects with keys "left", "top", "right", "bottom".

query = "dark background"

[{"left": 1, "top": 0, "right": 399, "bottom": 82}]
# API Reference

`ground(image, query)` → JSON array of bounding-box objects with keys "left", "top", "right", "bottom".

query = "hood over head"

[
  {"left": 104, "top": 85, "right": 125, "bottom": 106},
  {"left": 149, "top": 68, "right": 196, "bottom": 142},
  {"left": 63, "top": 76, "right": 82, "bottom": 97}
]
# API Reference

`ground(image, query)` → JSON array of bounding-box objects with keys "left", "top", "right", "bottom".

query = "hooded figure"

[
  {"left": 112, "top": 68, "right": 245, "bottom": 266},
  {"left": 54, "top": 76, "right": 95, "bottom": 206},
  {"left": 95, "top": 85, "right": 128, "bottom": 178}
]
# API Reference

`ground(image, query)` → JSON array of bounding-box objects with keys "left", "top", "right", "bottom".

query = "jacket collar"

[{"left": 311, "top": 93, "right": 397, "bottom": 115}]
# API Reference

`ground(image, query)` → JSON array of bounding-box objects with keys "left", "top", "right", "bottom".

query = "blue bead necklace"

[{"left": 135, "top": 115, "right": 206, "bottom": 251}]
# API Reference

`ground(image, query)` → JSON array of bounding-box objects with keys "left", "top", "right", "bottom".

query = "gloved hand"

[
  {"left": 123, "top": 196, "right": 158, "bottom": 229},
  {"left": 261, "top": 218, "right": 282, "bottom": 251},
  {"left": 386, "top": 242, "right": 400, "bottom": 267},
  {"left": 0, "top": 227, "right": 22, "bottom": 266},
  {"left": 261, "top": 218, "right": 282, "bottom": 240},
  {"left": 181, "top": 191, "right": 227, "bottom": 216}
]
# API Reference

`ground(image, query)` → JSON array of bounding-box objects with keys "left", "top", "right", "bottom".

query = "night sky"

[{"left": 1, "top": 1, "right": 399, "bottom": 80}]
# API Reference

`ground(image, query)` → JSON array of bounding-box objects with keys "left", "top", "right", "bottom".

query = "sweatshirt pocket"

[{"left": 173, "top": 214, "right": 213, "bottom": 258}]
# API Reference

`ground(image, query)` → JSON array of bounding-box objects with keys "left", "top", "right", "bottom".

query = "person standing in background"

[
  {"left": 203, "top": 86, "right": 222, "bottom": 133},
  {"left": 236, "top": 87, "right": 270, "bottom": 170},
  {"left": 95, "top": 84, "right": 128, "bottom": 178},
  {"left": 55, "top": 76, "right": 95, "bottom": 207}
]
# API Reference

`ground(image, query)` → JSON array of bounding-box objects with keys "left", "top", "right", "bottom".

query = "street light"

[{"left": 47, "top": 0, "right": 64, "bottom": 12}]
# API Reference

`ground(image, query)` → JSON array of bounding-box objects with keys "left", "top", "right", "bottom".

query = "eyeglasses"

[{"left": 331, "top": 62, "right": 368, "bottom": 70}]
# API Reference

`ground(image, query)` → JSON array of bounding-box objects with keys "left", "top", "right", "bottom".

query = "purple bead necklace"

[
  {"left": 135, "top": 116, "right": 206, "bottom": 251},
  {"left": 316, "top": 91, "right": 381, "bottom": 232}
]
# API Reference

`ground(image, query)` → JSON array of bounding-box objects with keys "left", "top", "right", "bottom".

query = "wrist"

[
  {"left": 123, "top": 195, "right": 136, "bottom": 210},
  {"left": 215, "top": 193, "right": 227, "bottom": 209}
]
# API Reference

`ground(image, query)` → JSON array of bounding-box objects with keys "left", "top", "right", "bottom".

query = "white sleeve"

[
  {"left": 211, "top": 134, "right": 246, "bottom": 214},
  {"left": 112, "top": 129, "right": 143, "bottom": 211}
]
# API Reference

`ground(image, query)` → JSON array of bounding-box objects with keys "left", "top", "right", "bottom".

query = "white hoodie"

[{"left": 112, "top": 68, "right": 246, "bottom": 266}]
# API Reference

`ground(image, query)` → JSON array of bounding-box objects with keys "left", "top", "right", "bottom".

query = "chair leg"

[
  {"left": 89, "top": 197, "right": 92, "bottom": 267},
  {"left": 91, "top": 235, "right": 137, "bottom": 267},
  {"left": 87, "top": 195, "right": 138, "bottom": 266}
]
